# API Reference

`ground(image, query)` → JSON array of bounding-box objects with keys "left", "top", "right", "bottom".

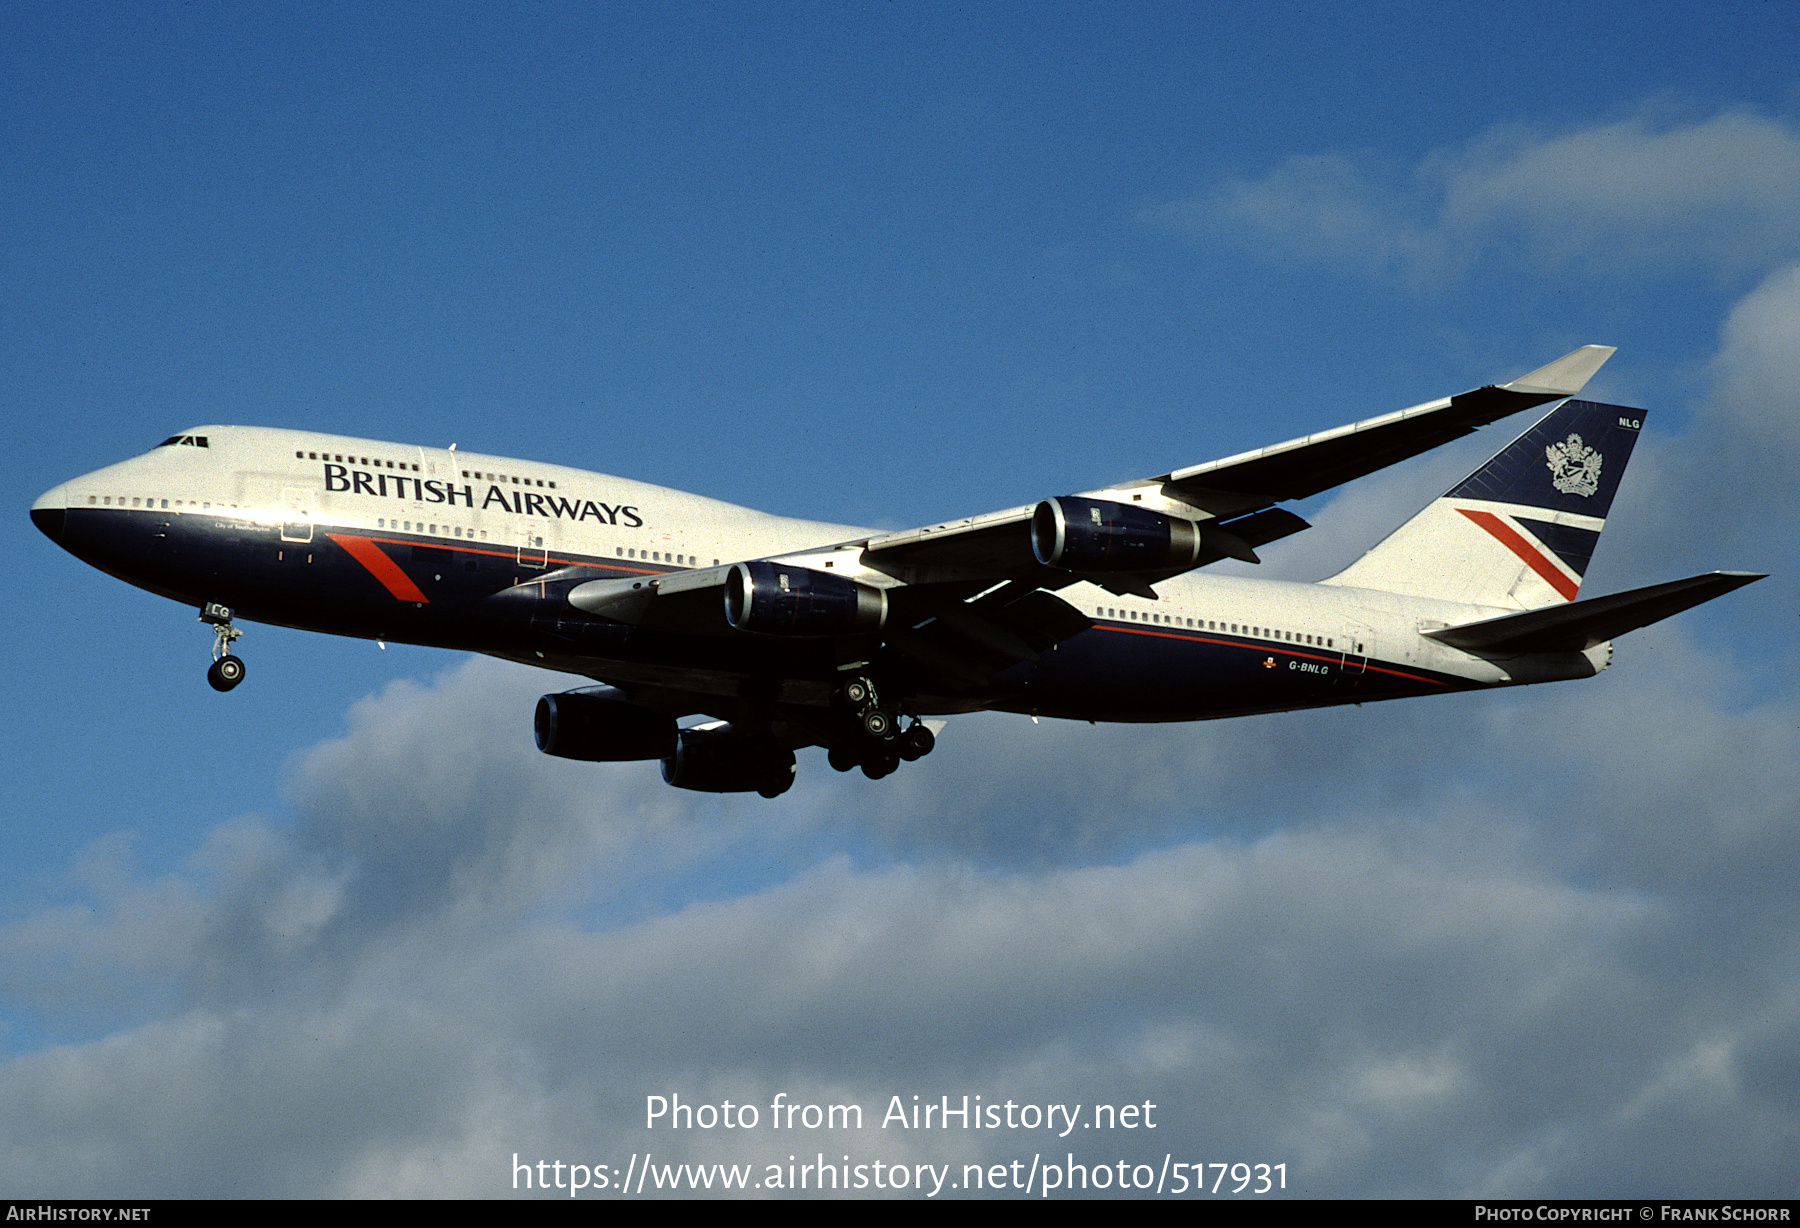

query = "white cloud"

[
  {"left": 1559, "top": 260, "right": 1800, "bottom": 673},
  {"left": 1159, "top": 110, "right": 1800, "bottom": 283},
  {"left": 1704, "top": 261, "right": 1800, "bottom": 466},
  {"left": 1169, "top": 151, "right": 1447, "bottom": 282}
]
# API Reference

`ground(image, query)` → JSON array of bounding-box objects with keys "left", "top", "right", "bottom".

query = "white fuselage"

[{"left": 34, "top": 425, "right": 1609, "bottom": 727}]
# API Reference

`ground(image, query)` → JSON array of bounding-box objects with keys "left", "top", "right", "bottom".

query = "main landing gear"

[
  {"left": 199, "top": 602, "right": 246, "bottom": 692},
  {"left": 826, "top": 672, "right": 936, "bottom": 780}
]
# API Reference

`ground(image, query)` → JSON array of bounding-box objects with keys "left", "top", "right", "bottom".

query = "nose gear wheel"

[{"left": 207, "top": 655, "right": 246, "bottom": 692}]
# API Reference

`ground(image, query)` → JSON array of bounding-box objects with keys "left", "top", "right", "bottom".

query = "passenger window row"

[
  {"left": 377, "top": 518, "right": 489, "bottom": 540},
  {"left": 463, "top": 470, "right": 557, "bottom": 490},
  {"left": 297, "top": 450, "right": 418, "bottom": 471},
  {"left": 616, "top": 548, "right": 718, "bottom": 566},
  {"left": 92, "top": 495, "right": 211, "bottom": 510},
  {"left": 1099, "top": 606, "right": 1336, "bottom": 649}
]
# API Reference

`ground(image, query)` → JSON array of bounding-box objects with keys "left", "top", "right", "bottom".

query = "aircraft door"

[
  {"left": 420, "top": 444, "right": 461, "bottom": 490},
  {"left": 281, "top": 488, "right": 314, "bottom": 544},
  {"left": 1338, "top": 617, "right": 1375, "bottom": 686},
  {"left": 518, "top": 518, "right": 548, "bottom": 569}
]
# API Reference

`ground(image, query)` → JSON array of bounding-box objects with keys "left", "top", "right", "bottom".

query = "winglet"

[{"left": 1502, "top": 345, "right": 1616, "bottom": 397}]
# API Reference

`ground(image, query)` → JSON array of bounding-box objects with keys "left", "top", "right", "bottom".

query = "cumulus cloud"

[
  {"left": 1554, "top": 258, "right": 1800, "bottom": 681},
  {"left": 1156, "top": 109, "right": 1800, "bottom": 284},
  {"left": 1700, "top": 261, "right": 1800, "bottom": 479}
]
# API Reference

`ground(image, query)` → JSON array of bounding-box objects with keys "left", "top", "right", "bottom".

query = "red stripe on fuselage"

[
  {"left": 327, "top": 533, "right": 431, "bottom": 602},
  {"left": 356, "top": 534, "right": 668, "bottom": 578},
  {"left": 1097, "top": 623, "right": 1451, "bottom": 686},
  {"left": 1456, "top": 508, "right": 1579, "bottom": 600}
]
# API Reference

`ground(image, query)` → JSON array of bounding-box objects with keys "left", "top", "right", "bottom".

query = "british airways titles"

[{"left": 321, "top": 462, "right": 644, "bottom": 528}]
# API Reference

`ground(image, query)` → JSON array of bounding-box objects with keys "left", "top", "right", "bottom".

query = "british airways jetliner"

[{"left": 31, "top": 346, "right": 1760, "bottom": 797}]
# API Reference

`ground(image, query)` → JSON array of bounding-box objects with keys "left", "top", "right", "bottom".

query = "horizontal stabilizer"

[{"left": 1424, "top": 571, "right": 1763, "bottom": 654}]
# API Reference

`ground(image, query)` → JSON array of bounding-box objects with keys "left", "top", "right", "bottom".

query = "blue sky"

[{"left": 3, "top": 1, "right": 1798, "bottom": 1197}]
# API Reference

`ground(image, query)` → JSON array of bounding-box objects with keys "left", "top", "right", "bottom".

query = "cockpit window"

[
  {"left": 157, "top": 436, "right": 182, "bottom": 447},
  {"left": 154, "top": 435, "right": 210, "bottom": 449}
]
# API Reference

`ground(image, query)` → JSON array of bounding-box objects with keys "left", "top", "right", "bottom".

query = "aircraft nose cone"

[
  {"left": 31, "top": 506, "right": 65, "bottom": 542},
  {"left": 31, "top": 486, "right": 67, "bottom": 544}
]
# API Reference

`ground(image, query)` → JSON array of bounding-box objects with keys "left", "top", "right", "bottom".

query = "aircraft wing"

[
  {"left": 1153, "top": 345, "right": 1617, "bottom": 514},
  {"left": 561, "top": 346, "right": 1616, "bottom": 693},
  {"left": 859, "top": 344, "right": 1615, "bottom": 585}
]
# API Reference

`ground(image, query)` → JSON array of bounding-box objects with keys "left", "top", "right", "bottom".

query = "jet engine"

[
  {"left": 534, "top": 688, "right": 677, "bottom": 761},
  {"left": 724, "top": 560, "right": 887, "bottom": 636},
  {"left": 1031, "top": 496, "right": 1204, "bottom": 572},
  {"left": 661, "top": 726, "right": 796, "bottom": 798}
]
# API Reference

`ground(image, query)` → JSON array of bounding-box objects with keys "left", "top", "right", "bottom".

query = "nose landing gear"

[{"left": 200, "top": 602, "right": 246, "bottom": 692}]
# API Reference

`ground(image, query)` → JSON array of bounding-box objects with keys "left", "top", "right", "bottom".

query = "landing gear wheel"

[
  {"left": 839, "top": 677, "right": 872, "bottom": 708},
  {"left": 756, "top": 753, "right": 797, "bottom": 799},
  {"left": 898, "top": 723, "right": 935, "bottom": 761},
  {"left": 860, "top": 708, "right": 893, "bottom": 739},
  {"left": 207, "top": 655, "right": 246, "bottom": 692},
  {"left": 861, "top": 750, "right": 899, "bottom": 780},
  {"left": 827, "top": 744, "right": 859, "bottom": 773}
]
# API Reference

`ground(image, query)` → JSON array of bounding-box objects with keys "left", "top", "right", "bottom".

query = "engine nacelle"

[
  {"left": 534, "top": 688, "right": 677, "bottom": 761},
  {"left": 724, "top": 560, "right": 886, "bottom": 637},
  {"left": 661, "top": 727, "right": 796, "bottom": 798},
  {"left": 1031, "top": 496, "right": 1203, "bottom": 572}
]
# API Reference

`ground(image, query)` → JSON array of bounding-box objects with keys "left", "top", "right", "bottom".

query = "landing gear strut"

[{"left": 200, "top": 602, "right": 246, "bottom": 692}]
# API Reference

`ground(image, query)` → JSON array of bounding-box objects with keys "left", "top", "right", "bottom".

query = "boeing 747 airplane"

[{"left": 31, "top": 346, "right": 1760, "bottom": 796}]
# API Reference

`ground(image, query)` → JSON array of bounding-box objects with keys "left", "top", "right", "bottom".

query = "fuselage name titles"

[{"left": 321, "top": 463, "right": 643, "bottom": 527}]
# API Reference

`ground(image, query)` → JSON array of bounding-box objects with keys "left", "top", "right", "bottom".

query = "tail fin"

[{"left": 1323, "top": 399, "right": 1644, "bottom": 609}]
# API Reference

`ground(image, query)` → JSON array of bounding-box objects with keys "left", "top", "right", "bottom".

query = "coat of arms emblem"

[{"left": 1545, "top": 432, "right": 1602, "bottom": 497}]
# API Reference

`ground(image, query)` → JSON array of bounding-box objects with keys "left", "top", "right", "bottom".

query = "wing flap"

[{"left": 885, "top": 583, "right": 1093, "bottom": 689}]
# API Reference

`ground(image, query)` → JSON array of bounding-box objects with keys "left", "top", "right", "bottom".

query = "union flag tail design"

[{"left": 1323, "top": 399, "right": 1643, "bottom": 610}]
